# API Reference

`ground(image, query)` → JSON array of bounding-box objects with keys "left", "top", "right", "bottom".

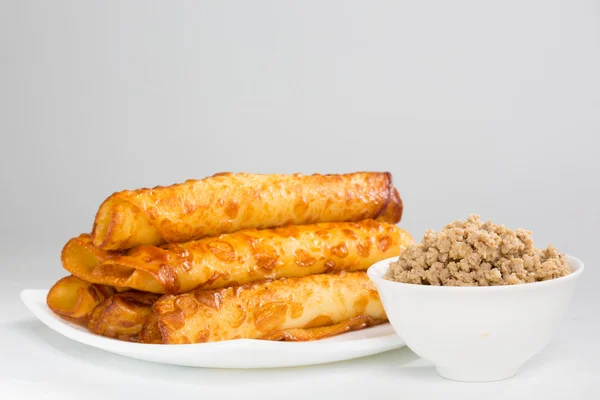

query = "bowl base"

[{"left": 436, "top": 366, "right": 519, "bottom": 382}]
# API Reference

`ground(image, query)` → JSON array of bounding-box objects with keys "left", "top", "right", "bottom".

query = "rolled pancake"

[
  {"left": 86, "top": 281, "right": 379, "bottom": 343},
  {"left": 88, "top": 292, "right": 160, "bottom": 341},
  {"left": 47, "top": 275, "right": 115, "bottom": 321},
  {"left": 140, "top": 271, "right": 386, "bottom": 344},
  {"left": 63, "top": 220, "right": 413, "bottom": 294},
  {"left": 92, "top": 172, "right": 403, "bottom": 250}
]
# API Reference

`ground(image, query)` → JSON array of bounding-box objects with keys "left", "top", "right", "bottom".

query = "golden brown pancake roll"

[
  {"left": 92, "top": 172, "right": 403, "bottom": 250},
  {"left": 63, "top": 220, "right": 413, "bottom": 294},
  {"left": 88, "top": 292, "right": 160, "bottom": 342},
  {"left": 86, "top": 280, "right": 380, "bottom": 343},
  {"left": 140, "top": 271, "right": 386, "bottom": 344},
  {"left": 46, "top": 275, "right": 115, "bottom": 321}
]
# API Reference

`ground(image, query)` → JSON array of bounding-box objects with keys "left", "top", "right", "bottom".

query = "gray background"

[{"left": 0, "top": 1, "right": 598, "bottom": 398}]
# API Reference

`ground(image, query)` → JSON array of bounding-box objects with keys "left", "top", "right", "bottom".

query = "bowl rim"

[{"left": 367, "top": 254, "right": 584, "bottom": 292}]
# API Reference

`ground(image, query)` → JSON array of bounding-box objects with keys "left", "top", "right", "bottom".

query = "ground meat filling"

[{"left": 385, "top": 215, "right": 571, "bottom": 286}]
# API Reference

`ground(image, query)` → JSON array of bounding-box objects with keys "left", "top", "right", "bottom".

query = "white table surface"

[{"left": 1, "top": 254, "right": 597, "bottom": 400}]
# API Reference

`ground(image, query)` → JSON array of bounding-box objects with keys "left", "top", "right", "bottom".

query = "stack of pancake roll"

[{"left": 47, "top": 172, "right": 413, "bottom": 344}]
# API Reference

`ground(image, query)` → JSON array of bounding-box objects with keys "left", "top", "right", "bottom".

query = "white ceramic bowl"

[{"left": 368, "top": 255, "right": 584, "bottom": 382}]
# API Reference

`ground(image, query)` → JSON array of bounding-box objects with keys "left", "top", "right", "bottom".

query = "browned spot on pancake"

[
  {"left": 253, "top": 242, "right": 279, "bottom": 270},
  {"left": 207, "top": 240, "right": 236, "bottom": 262},
  {"left": 218, "top": 221, "right": 233, "bottom": 232},
  {"left": 225, "top": 201, "right": 239, "bottom": 219},
  {"left": 193, "top": 291, "right": 223, "bottom": 311},
  {"left": 197, "top": 270, "right": 228, "bottom": 288},
  {"left": 152, "top": 244, "right": 191, "bottom": 266},
  {"left": 378, "top": 235, "right": 391, "bottom": 252},
  {"left": 289, "top": 302, "right": 304, "bottom": 318},
  {"left": 293, "top": 199, "right": 309, "bottom": 216},
  {"left": 256, "top": 252, "right": 278, "bottom": 270},
  {"left": 242, "top": 234, "right": 258, "bottom": 248},
  {"left": 154, "top": 246, "right": 193, "bottom": 271},
  {"left": 174, "top": 296, "right": 198, "bottom": 317},
  {"left": 315, "top": 230, "right": 332, "bottom": 240},
  {"left": 195, "top": 328, "right": 210, "bottom": 343},
  {"left": 92, "top": 263, "right": 135, "bottom": 282},
  {"left": 275, "top": 225, "right": 300, "bottom": 237},
  {"left": 139, "top": 313, "right": 162, "bottom": 344},
  {"left": 197, "top": 270, "right": 234, "bottom": 288},
  {"left": 331, "top": 244, "right": 348, "bottom": 258},
  {"left": 118, "top": 320, "right": 136, "bottom": 328},
  {"left": 357, "top": 241, "right": 371, "bottom": 257},
  {"left": 158, "top": 264, "right": 180, "bottom": 294},
  {"left": 136, "top": 242, "right": 169, "bottom": 263},
  {"left": 154, "top": 296, "right": 175, "bottom": 313},
  {"left": 305, "top": 315, "right": 334, "bottom": 328},
  {"left": 294, "top": 249, "right": 316, "bottom": 267},
  {"left": 224, "top": 304, "right": 246, "bottom": 328},
  {"left": 353, "top": 295, "right": 369, "bottom": 314},
  {"left": 161, "top": 310, "right": 185, "bottom": 330},
  {"left": 342, "top": 229, "right": 358, "bottom": 239},
  {"left": 253, "top": 302, "right": 288, "bottom": 332},
  {"left": 324, "top": 260, "right": 336, "bottom": 272},
  {"left": 303, "top": 287, "right": 315, "bottom": 299}
]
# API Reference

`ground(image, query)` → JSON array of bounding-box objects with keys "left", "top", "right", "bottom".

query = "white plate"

[{"left": 21, "top": 289, "right": 404, "bottom": 368}]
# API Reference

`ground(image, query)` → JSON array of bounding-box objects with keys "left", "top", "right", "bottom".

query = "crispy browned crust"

[
  {"left": 91, "top": 172, "right": 403, "bottom": 250},
  {"left": 46, "top": 275, "right": 115, "bottom": 322},
  {"left": 139, "top": 271, "right": 386, "bottom": 344},
  {"left": 88, "top": 292, "right": 160, "bottom": 342},
  {"left": 63, "top": 220, "right": 413, "bottom": 294}
]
